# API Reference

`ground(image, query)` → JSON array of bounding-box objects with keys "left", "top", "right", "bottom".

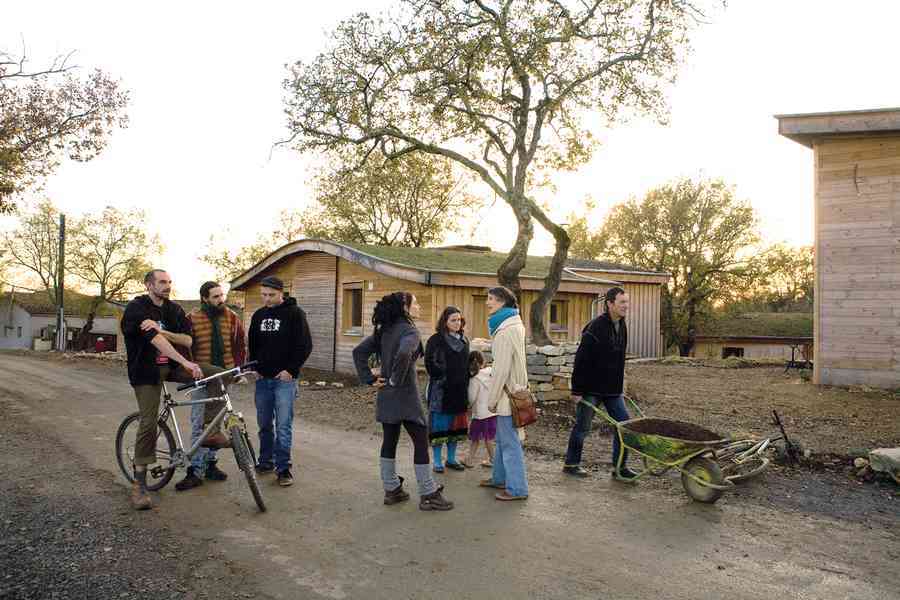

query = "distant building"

[
  {"left": 690, "top": 313, "right": 813, "bottom": 361},
  {"left": 0, "top": 290, "right": 120, "bottom": 351},
  {"left": 777, "top": 107, "right": 900, "bottom": 387}
]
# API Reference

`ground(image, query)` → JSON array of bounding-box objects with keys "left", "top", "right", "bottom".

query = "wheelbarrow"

[{"left": 579, "top": 397, "right": 737, "bottom": 504}]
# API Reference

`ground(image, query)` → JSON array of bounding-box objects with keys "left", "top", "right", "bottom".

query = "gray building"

[{"left": 1, "top": 291, "right": 120, "bottom": 351}]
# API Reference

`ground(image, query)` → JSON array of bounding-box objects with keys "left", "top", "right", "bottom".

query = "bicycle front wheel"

[
  {"left": 115, "top": 411, "right": 176, "bottom": 491},
  {"left": 230, "top": 425, "right": 266, "bottom": 512}
]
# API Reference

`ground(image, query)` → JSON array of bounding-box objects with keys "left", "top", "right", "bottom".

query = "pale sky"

[{"left": 3, "top": 1, "right": 899, "bottom": 298}]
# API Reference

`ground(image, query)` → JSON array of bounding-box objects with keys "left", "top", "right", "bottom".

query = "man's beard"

[{"left": 204, "top": 302, "right": 225, "bottom": 316}]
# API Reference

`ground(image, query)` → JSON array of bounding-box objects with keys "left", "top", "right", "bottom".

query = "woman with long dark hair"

[
  {"left": 424, "top": 306, "right": 470, "bottom": 472},
  {"left": 479, "top": 286, "right": 530, "bottom": 501},
  {"left": 352, "top": 292, "right": 454, "bottom": 511}
]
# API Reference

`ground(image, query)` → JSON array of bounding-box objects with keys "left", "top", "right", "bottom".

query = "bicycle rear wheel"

[
  {"left": 115, "top": 411, "right": 176, "bottom": 491},
  {"left": 230, "top": 424, "right": 266, "bottom": 512}
]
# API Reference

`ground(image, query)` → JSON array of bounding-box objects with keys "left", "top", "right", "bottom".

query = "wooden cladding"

[{"left": 812, "top": 136, "right": 900, "bottom": 387}]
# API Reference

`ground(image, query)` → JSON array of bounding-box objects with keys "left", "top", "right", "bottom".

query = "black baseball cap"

[{"left": 260, "top": 276, "right": 284, "bottom": 291}]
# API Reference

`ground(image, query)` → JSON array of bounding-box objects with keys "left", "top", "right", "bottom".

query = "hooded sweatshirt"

[{"left": 248, "top": 296, "right": 313, "bottom": 378}]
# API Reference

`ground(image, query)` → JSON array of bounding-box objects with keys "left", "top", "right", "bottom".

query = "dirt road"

[{"left": 1, "top": 353, "right": 897, "bottom": 600}]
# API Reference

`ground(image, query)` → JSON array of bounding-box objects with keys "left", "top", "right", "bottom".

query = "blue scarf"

[{"left": 488, "top": 307, "right": 519, "bottom": 336}]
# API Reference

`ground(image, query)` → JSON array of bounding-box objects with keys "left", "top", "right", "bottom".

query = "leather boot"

[
  {"left": 384, "top": 476, "right": 410, "bottom": 505},
  {"left": 131, "top": 480, "right": 152, "bottom": 511}
]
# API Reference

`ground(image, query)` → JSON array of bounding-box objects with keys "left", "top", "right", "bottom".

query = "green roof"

[
  {"left": 698, "top": 312, "right": 813, "bottom": 338},
  {"left": 340, "top": 243, "right": 661, "bottom": 279}
]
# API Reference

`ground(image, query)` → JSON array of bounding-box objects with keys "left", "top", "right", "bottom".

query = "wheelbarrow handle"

[{"left": 577, "top": 397, "right": 644, "bottom": 426}]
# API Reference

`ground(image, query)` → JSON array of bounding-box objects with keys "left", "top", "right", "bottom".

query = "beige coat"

[{"left": 486, "top": 314, "right": 528, "bottom": 416}]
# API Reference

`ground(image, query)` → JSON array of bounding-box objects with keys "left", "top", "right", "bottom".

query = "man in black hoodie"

[
  {"left": 248, "top": 276, "right": 313, "bottom": 487},
  {"left": 563, "top": 286, "right": 638, "bottom": 481}
]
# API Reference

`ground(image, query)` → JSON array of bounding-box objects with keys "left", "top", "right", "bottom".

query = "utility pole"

[{"left": 56, "top": 213, "right": 66, "bottom": 352}]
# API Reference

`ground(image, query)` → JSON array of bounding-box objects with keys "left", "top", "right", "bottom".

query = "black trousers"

[{"left": 381, "top": 421, "right": 430, "bottom": 464}]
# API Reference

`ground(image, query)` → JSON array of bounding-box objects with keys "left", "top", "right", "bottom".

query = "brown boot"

[
  {"left": 131, "top": 481, "right": 152, "bottom": 511},
  {"left": 384, "top": 476, "right": 410, "bottom": 505},
  {"left": 202, "top": 431, "right": 231, "bottom": 449}
]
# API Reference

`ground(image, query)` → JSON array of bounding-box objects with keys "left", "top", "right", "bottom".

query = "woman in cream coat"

[{"left": 479, "top": 286, "right": 530, "bottom": 500}]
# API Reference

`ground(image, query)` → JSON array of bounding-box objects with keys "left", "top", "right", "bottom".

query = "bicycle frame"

[{"left": 156, "top": 366, "right": 246, "bottom": 468}]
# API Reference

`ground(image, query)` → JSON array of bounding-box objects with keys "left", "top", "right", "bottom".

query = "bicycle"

[{"left": 114, "top": 361, "right": 266, "bottom": 512}]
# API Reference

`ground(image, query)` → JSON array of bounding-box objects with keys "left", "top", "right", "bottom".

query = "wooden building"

[
  {"left": 690, "top": 312, "right": 813, "bottom": 362},
  {"left": 230, "top": 240, "right": 669, "bottom": 374},
  {"left": 777, "top": 107, "right": 900, "bottom": 387}
]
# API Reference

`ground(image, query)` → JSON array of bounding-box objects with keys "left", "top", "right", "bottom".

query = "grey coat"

[{"left": 352, "top": 320, "right": 426, "bottom": 426}]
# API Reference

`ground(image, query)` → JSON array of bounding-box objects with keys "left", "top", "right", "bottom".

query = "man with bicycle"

[
  {"left": 121, "top": 269, "right": 230, "bottom": 510},
  {"left": 174, "top": 280, "right": 247, "bottom": 492}
]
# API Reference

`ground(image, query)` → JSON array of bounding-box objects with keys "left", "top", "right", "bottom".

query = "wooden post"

[{"left": 56, "top": 213, "right": 66, "bottom": 352}]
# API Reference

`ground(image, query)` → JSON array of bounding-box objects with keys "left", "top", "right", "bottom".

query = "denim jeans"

[
  {"left": 564, "top": 393, "right": 630, "bottom": 468},
  {"left": 255, "top": 378, "right": 297, "bottom": 472},
  {"left": 189, "top": 388, "right": 218, "bottom": 472},
  {"left": 491, "top": 415, "right": 529, "bottom": 497}
]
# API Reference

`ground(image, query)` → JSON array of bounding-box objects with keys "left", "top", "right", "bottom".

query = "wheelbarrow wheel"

[{"left": 681, "top": 456, "right": 725, "bottom": 504}]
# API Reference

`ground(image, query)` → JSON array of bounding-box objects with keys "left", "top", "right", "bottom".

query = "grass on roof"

[{"left": 700, "top": 312, "right": 813, "bottom": 338}]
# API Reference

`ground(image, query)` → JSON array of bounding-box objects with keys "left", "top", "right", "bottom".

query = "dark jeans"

[
  {"left": 381, "top": 421, "right": 430, "bottom": 464},
  {"left": 564, "top": 393, "right": 630, "bottom": 468},
  {"left": 255, "top": 378, "right": 297, "bottom": 472}
]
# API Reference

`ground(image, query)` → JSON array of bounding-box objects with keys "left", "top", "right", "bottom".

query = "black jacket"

[
  {"left": 424, "top": 333, "right": 470, "bottom": 415},
  {"left": 121, "top": 295, "right": 192, "bottom": 386},
  {"left": 248, "top": 296, "right": 313, "bottom": 378},
  {"left": 571, "top": 313, "right": 627, "bottom": 397}
]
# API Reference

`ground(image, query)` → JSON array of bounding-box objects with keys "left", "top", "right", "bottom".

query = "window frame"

[{"left": 342, "top": 282, "right": 365, "bottom": 336}]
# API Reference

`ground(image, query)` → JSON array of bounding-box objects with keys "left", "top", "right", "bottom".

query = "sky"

[{"left": 3, "top": 1, "right": 900, "bottom": 298}]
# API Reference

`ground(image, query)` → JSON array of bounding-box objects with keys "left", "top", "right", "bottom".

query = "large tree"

[
  {"left": 283, "top": 0, "right": 708, "bottom": 344},
  {"left": 303, "top": 149, "right": 481, "bottom": 247},
  {"left": 0, "top": 47, "right": 129, "bottom": 212},
  {"left": 68, "top": 206, "right": 161, "bottom": 348},
  {"left": 575, "top": 177, "right": 759, "bottom": 355}
]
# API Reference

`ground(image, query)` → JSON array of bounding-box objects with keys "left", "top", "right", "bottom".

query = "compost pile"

[{"left": 625, "top": 418, "right": 723, "bottom": 442}]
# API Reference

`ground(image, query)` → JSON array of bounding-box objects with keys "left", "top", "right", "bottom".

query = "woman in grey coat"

[{"left": 353, "top": 292, "right": 454, "bottom": 511}]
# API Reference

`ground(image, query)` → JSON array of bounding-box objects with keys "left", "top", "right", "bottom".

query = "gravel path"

[{"left": 0, "top": 395, "right": 259, "bottom": 600}]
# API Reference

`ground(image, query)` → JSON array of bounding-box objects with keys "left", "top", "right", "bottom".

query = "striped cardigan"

[{"left": 188, "top": 307, "right": 247, "bottom": 369}]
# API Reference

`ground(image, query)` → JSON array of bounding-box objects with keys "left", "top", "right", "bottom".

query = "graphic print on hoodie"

[{"left": 248, "top": 296, "right": 314, "bottom": 378}]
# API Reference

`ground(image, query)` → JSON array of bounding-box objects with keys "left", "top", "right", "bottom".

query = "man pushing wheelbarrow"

[{"left": 563, "top": 286, "right": 639, "bottom": 482}]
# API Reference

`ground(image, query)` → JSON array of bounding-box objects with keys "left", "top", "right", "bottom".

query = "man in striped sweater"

[{"left": 175, "top": 281, "right": 247, "bottom": 491}]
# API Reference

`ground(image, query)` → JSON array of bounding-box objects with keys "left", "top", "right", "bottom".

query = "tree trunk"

[
  {"left": 75, "top": 296, "right": 102, "bottom": 351},
  {"left": 528, "top": 217, "right": 571, "bottom": 347},
  {"left": 496, "top": 205, "right": 533, "bottom": 305}
]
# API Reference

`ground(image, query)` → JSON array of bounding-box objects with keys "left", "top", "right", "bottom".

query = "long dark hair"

[
  {"left": 435, "top": 305, "right": 465, "bottom": 336},
  {"left": 372, "top": 291, "right": 414, "bottom": 347},
  {"left": 487, "top": 286, "right": 518, "bottom": 309},
  {"left": 603, "top": 286, "right": 626, "bottom": 314}
]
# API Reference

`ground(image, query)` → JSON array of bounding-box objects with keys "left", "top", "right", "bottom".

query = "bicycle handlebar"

[{"left": 175, "top": 361, "right": 259, "bottom": 391}]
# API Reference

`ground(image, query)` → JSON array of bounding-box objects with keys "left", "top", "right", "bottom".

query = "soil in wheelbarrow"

[{"left": 623, "top": 418, "right": 724, "bottom": 442}]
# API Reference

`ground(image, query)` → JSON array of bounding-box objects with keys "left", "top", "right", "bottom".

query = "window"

[
  {"left": 722, "top": 347, "right": 744, "bottom": 359},
  {"left": 342, "top": 283, "right": 364, "bottom": 334},
  {"left": 17, "top": 326, "right": 22, "bottom": 338},
  {"left": 549, "top": 300, "right": 568, "bottom": 331}
]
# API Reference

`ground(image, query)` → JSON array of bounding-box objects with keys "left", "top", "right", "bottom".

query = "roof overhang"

[
  {"left": 694, "top": 335, "right": 813, "bottom": 344},
  {"left": 776, "top": 107, "right": 900, "bottom": 148},
  {"left": 230, "top": 239, "right": 628, "bottom": 293}
]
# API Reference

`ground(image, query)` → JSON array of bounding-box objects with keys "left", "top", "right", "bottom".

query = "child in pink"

[{"left": 465, "top": 351, "right": 496, "bottom": 468}]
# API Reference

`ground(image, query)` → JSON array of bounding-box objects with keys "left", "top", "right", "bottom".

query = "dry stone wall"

[{"left": 470, "top": 339, "right": 578, "bottom": 402}]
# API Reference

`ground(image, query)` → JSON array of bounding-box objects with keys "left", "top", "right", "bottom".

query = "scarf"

[
  {"left": 203, "top": 302, "right": 226, "bottom": 368},
  {"left": 488, "top": 307, "right": 519, "bottom": 336},
  {"left": 444, "top": 331, "right": 466, "bottom": 353}
]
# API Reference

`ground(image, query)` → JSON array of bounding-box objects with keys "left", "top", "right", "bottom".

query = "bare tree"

[
  {"left": 283, "top": 0, "right": 709, "bottom": 344},
  {"left": 0, "top": 44, "right": 129, "bottom": 212}
]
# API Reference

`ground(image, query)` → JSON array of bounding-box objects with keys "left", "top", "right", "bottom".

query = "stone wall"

[{"left": 470, "top": 339, "right": 578, "bottom": 402}]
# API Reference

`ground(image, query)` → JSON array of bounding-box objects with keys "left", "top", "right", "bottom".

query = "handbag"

[{"left": 504, "top": 384, "right": 538, "bottom": 428}]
